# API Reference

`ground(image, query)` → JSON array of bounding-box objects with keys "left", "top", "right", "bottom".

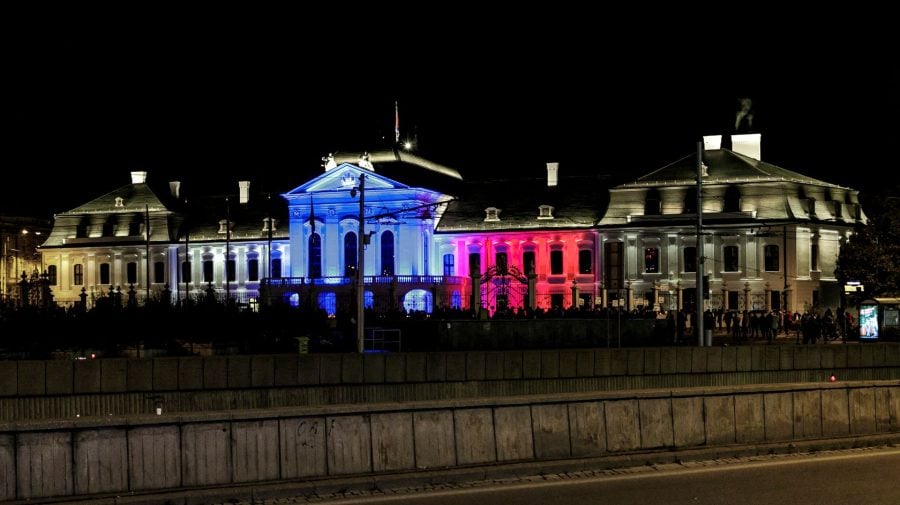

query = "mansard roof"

[
  {"left": 623, "top": 149, "right": 847, "bottom": 189},
  {"left": 58, "top": 181, "right": 175, "bottom": 216},
  {"left": 436, "top": 173, "right": 611, "bottom": 232},
  {"left": 181, "top": 194, "right": 288, "bottom": 242}
]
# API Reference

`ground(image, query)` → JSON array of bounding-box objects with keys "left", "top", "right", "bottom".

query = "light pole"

[{"left": 352, "top": 174, "right": 367, "bottom": 353}]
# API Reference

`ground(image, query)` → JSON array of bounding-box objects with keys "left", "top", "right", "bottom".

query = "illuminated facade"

[{"left": 40, "top": 136, "right": 865, "bottom": 315}]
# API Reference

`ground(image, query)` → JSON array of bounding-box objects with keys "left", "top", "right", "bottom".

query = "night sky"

[{"left": 4, "top": 29, "right": 898, "bottom": 219}]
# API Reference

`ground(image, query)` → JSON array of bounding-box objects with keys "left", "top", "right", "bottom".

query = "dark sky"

[{"left": 4, "top": 28, "right": 898, "bottom": 218}]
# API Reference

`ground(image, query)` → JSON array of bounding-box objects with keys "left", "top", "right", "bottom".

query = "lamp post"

[{"left": 352, "top": 174, "right": 367, "bottom": 353}]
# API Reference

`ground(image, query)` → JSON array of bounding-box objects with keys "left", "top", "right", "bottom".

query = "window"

[
  {"left": 811, "top": 243, "right": 819, "bottom": 271},
  {"left": 550, "top": 249, "right": 563, "bottom": 275},
  {"left": 644, "top": 189, "right": 661, "bottom": 215},
  {"left": 551, "top": 293, "right": 564, "bottom": 309},
  {"left": 724, "top": 245, "right": 739, "bottom": 272},
  {"left": 203, "top": 260, "right": 214, "bottom": 283},
  {"left": 443, "top": 254, "right": 455, "bottom": 276},
  {"left": 154, "top": 261, "right": 165, "bottom": 283},
  {"left": 181, "top": 261, "right": 191, "bottom": 283},
  {"left": 248, "top": 258, "right": 259, "bottom": 281},
  {"left": 73, "top": 264, "right": 83, "bottom": 285},
  {"left": 644, "top": 247, "right": 659, "bottom": 273},
  {"left": 308, "top": 233, "right": 322, "bottom": 278},
  {"left": 76, "top": 222, "right": 88, "bottom": 238},
  {"left": 764, "top": 244, "right": 779, "bottom": 272},
  {"left": 604, "top": 242, "right": 623, "bottom": 289},
  {"left": 723, "top": 186, "right": 741, "bottom": 212},
  {"left": 226, "top": 258, "right": 236, "bottom": 282},
  {"left": 47, "top": 265, "right": 57, "bottom": 285},
  {"left": 102, "top": 222, "right": 114, "bottom": 237},
  {"left": 127, "top": 262, "right": 137, "bottom": 284},
  {"left": 469, "top": 253, "right": 481, "bottom": 276},
  {"left": 578, "top": 250, "right": 592, "bottom": 274},
  {"left": 129, "top": 220, "right": 142, "bottom": 236},
  {"left": 684, "top": 246, "right": 697, "bottom": 273},
  {"left": 344, "top": 232, "right": 357, "bottom": 277},
  {"left": 271, "top": 258, "right": 282, "bottom": 279},
  {"left": 317, "top": 292, "right": 337, "bottom": 316},
  {"left": 496, "top": 252, "right": 508, "bottom": 273},
  {"left": 683, "top": 187, "right": 697, "bottom": 214},
  {"left": 100, "top": 263, "right": 111, "bottom": 285},
  {"left": 522, "top": 251, "right": 535, "bottom": 274},
  {"left": 380, "top": 231, "right": 394, "bottom": 276}
]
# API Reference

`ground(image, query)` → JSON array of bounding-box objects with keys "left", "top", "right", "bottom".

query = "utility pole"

[
  {"left": 696, "top": 141, "right": 704, "bottom": 347},
  {"left": 145, "top": 204, "right": 151, "bottom": 303},
  {"left": 225, "top": 198, "right": 231, "bottom": 304},
  {"left": 356, "top": 174, "right": 366, "bottom": 353}
]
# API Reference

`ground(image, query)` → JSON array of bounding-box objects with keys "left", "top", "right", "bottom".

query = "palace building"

[{"left": 38, "top": 133, "right": 866, "bottom": 315}]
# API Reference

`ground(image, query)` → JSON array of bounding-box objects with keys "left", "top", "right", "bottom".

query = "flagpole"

[
  {"left": 356, "top": 174, "right": 366, "bottom": 353},
  {"left": 394, "top": 100, "right": 400, "bottom": 144}
]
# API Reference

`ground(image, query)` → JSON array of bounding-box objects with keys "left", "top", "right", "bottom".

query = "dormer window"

[
  {"left": 262, "top": 217, "right": 278, "bottom": 232},
  {"left": 538, "top": 205, "right": 554, "bottom": 220},
  {"left": 218, "top": 220, "right": 233, "bottom": 234},
  {"left": 114, "top": 197, "right": 124, "bottom": 208},
  {"left": 484, "top": 207, "right": 501, "bottom": 222}
]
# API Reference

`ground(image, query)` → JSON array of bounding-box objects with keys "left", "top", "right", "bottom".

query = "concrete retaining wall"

[
  {"left": 3, "top": 345, "right": 898, "bottom": 399},
  {"left": 1, "top": 382, "right": 899, "bottom": 502}
]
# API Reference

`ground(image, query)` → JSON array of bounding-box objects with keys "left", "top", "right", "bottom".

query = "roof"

[
  {"left": 57, "top": 182, "right": 174, "bottom": 216},
  {"left": 181, "top": 194, "right": 288, "bottom": 242},
  {"left": 436, "top": 175, "right": 611, "bottom": 232},
  {"left": 621, "top": 149, "right": 849, "bottom": 189}
]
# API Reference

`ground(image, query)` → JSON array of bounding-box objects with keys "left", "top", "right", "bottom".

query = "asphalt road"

[{"left": 312, "top": 447, "right": 900, "bottom": 505}]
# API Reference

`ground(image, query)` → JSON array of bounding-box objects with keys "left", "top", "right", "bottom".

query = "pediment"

[{"left": 283, "top": 163, "right": 408, "bottom": 197}]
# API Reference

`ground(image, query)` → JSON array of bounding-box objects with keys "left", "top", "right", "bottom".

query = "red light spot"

[{"left": 829, "top": 375, "right": 837, "bottom": 382}]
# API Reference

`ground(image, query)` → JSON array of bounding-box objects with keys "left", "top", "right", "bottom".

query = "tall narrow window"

[
  {"left": 443, "top": 254, "right": 455, "bottom": 276},
  {"left": 644, "top": 188, "right": 661, "bottom": 215},
  {"left": 271, "top": 258, "right": 282, "bottom": 279},
  {"left": 47, "top": 265, "right": 57, "bottom": 285},
  {"left": 644, "top": 247, "right": 659, "bottom": 273},
  {"left": 684, "top": 246, "right": 697, "bottom": 273},
  {"left": 683, "top": 187, "right": 698, "bottom": 214},
  {"left": 724, "top": 245, "right": 739, "bottom": 272},
  {"left": 154, "top": 261, "right": 165, "bottom": 283},
  {"left": 380, "top": 231, "right": 394, "bottom": 276},
  {"left": 811, "top": 243, "right": 819, "bottom": 271},
  {"left": 73, "top": 264, "right": 83, "bottom": 285},
  {"left": 344, "top": 232, "right": 357, "bottom": 278},
  {"left": 468, "top": 252, "right": 481, "bottom": 276},
  {"left": 181, "top": 261, "right": 191, "bottom": 284},
  {"left": 99, "top": 263, "right": 110, "bottom": 285},
  {"left": 522, "top": 251, "right": 535, "bottom": 274},
  {"left": 550, "top": 249, "right": 563, "bottom": 275},
  {"left": 248, "top": 258, "right": 259, "bottom": 281},
  {"left": 226, "top": 257, "right": 236, "bottom": 282},
  {"left": 764, "top": 244, "right": 779, "bottom": 272},
  {"left": 496, "top": 252, "right": 508, "bottom": 273},
  {"left": 578, "top": 250, "right": 592, "bottom": 274},
  {"left": 604, "top": 242, "right": 623, "bottom": 289},
  {"left": 723, "top": 186, "right": 741, "bottom": 212},
  {"left": 202, "top": 260, "right": 214, "bottom": 283},
  {"left": 127, "top": 262, "right": 137, "bottom": 284},
  {"left": 308, "top": 233, "right": 322, "bottom": 278}
]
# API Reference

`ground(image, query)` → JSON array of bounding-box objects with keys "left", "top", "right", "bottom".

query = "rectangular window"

[
  {"left": 248, "top": 258, "right": 259, "bottom": 281},
  {"left": 578, "top": 250, "right": 592, "bottom": 274},
  {"left": 724, "top": 245, "right": 739, "bottom": 272},
  {"left": 47, "top": 265, "right": 58, "bottom": 285},
  {"left": 443, "top": 254, "right": 455, "bottom": 276},
  {"left": 811, "top": 243, "right": 819, "bottom": 271},
  {"left": 154, "top": 261, "right": 165, "bottom": 283},
  {"left": 522, "top": 251, "right": 535, "bottom": 274},
  {"left": 764, "top": 244, "right": 779, "bottom": 272},
  {"left": 226, "top": 259, "right": 236, "bottom": 282},
  {"left": 496, "top": 252, "right": 508, "bottom": 273},
  {"left": 100, "top": 263, "right": 111, "bottom": 285},
  {"left": 271, "top": 258, "right": 282, "bottom": 279},
  {"left": 203, "top": 260, "right": 214, "bottom": 283},
  {"left": 550, "top": 250, "right": 563, "bottom": 275},
  {"left": 129, "top": 221, "right": 142, "bottom": 236},
  {"left": 181, "top": 261, "right": 191, "bottom": 284},
  {"left": 604, "top": 242, "right": 623, "bottom": 289},
  {"left": 73, "top": 264, "right": 83, "bottom": 285},
  {"left": 644, "top": 247, "right": 659, "bottom": 273},
  {"left": 683, "top": 247, "right": 697, "bottom": 273},
  {"left": 127, "top": 262, "right": 137, "bottom": 284},
  {"left": 469, "top": 253, "right": 481, "bottom": 276}
]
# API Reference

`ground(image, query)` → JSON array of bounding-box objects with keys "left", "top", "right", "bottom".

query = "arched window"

[
  {"left": 202, "top": 259, "right": 214, "bottom": 283},
  {"left": 308, "top": 233, "right": 322, "bottom": 278},
  {"left": 344, "top": 232, "right": 357, "bottom": 278},
  {"left": 271, "top": 258, "right": 282, "bottom": 279},
  {"left": 247, "top": 257, "right": 259, "bottom": 281},
  {"left": 380, "top": 230, "right": 394, "bottom": 276}
]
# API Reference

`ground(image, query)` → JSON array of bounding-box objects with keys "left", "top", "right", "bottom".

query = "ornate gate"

[{"left": 479, "top": 264, "right": 528, "bottom": 315}]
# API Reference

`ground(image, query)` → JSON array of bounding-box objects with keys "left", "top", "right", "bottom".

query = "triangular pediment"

[{"left": 283, "top": 163, "right": 409, "bottom": 198}]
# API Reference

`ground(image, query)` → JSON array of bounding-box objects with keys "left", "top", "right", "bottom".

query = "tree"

[{"left": 835, "top": 186, "right": 900, "bottom": 297}]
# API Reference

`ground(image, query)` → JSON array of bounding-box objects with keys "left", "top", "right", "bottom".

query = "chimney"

[
  {"left": 546, "top": 162, "right": 558, "bottom": 187},
  {"left": 239, "top": 181, "right": 250, "bottom": 204},
  {"left": 703, "top": 135, "right": 722, "bottom": 150},
  {"left": 169, "top": 181, "right": 181, "bottom": 199},
  {"left": 131, "top": 171, "right": 147, "bottom": 184},
  {"left": 731, "top": 133, "right": 761, "bottom": 160}
]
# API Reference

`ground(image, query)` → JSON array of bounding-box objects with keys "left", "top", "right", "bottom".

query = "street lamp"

[{"left": 351, "top": 174, "right": 366, "bottom": 353}]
